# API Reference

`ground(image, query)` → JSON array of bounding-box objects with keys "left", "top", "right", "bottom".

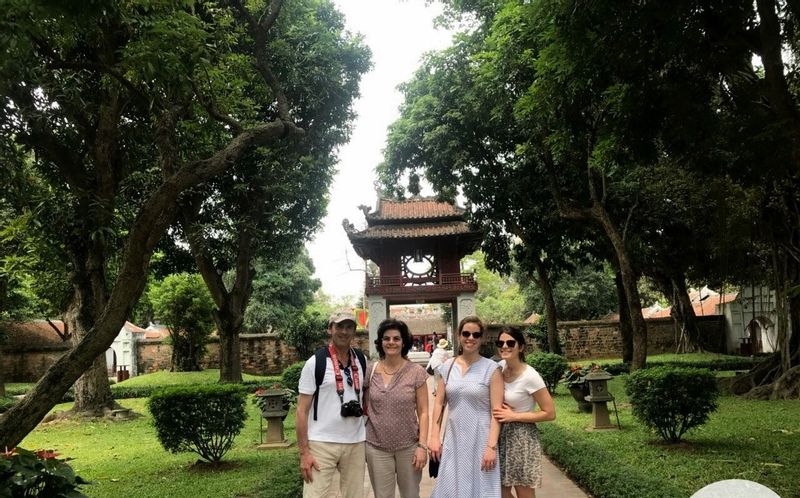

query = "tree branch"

[
  {"left": 191, "top": 79, "right": 243, "bottom": 134},
  {"left": 226, "top": 0, "right": 291, "bottom": 120}
]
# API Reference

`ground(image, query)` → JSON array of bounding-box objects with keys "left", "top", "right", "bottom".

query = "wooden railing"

[{"left": 366, "top": 273, "right": 476, "bottom": 293}]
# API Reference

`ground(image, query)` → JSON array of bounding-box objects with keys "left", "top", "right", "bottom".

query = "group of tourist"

[{"left": 295, "top": 312, "right": 556, "bottom": 498}]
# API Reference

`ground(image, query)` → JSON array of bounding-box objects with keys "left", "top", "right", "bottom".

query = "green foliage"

[
  {"left": 563, "top": 363, "right": 600, "bottom": 389},
  {"left": 625, "top": 367, "right": 719, "bottom": 443},
  {"left": 280, "top": 309, "right": 327, "bottom": 359},
  {"left": 599, "top": 354, "right": 761, "bottom": 375},
  {"left": 148, "top": 384, "right": 247, "bottom": 463},
  {"left": 525, "top": 352, "right": 567, "bottom": 393},
  {"left": 468, "top": 251, "right": 528, "bottom": 323},
  {"left": 527, "top": 322, "right": 549, "bottom": 351},
  {"left": 148, "top": 273, "right": 215, "bottom": 371},
  {"left": 539, "top": 423, "right": 683, "bottom": 498},
  {"left": 522, "top": 261, "right": 618, "bottom": 321},
  {"left": 244, "top": 251, "right": 321, "bottom": 332},
  {"left": 0, "top": 396, "right": 16, "bottom": 414},
  {"left": 0, "top": 447, "right": 89, "bottom": 497},
  {"left": 280, "top": 362, "right": 305, "bottom": 396}
]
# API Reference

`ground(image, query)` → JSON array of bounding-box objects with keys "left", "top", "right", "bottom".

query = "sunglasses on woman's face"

[
  {"left": 460, "top": 330, "right": 483, "bottom": 339},
  {"left": 495, "top": 339, "right": 517, "bottom": 348}
]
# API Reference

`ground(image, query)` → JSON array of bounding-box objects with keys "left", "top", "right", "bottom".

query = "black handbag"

[{"left": 428, "top": 457, "right": 440, "bottom": 478}]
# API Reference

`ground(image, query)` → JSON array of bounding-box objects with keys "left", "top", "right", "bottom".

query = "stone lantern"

[
  {"left": 256, "top": 389, "right": 293, "bottom": 449},
  {"left": 584, "top": 370, "right": 617, "bottom": 430}
]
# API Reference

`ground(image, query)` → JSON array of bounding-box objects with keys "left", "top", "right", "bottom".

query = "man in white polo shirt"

[{"left": 296, "top": 311, "right": 366, "bottom": 498}]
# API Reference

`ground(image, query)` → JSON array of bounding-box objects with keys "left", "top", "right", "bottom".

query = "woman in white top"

[{"left": 493, "top": 326, "right": 556, "bottom": 498}]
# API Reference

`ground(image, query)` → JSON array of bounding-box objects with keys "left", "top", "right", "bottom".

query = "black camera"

[{"left": 340, "top": 400, "right": 363, "bottom": 417}]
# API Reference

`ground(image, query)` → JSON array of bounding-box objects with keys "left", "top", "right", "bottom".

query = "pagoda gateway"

[{"left": 344, "top": 197, "right": 483, "bottom": 354}]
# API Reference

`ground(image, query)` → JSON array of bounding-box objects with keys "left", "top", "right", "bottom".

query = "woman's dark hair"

[
  {"left": 374, "top": 318, "right": 413, "bottom": 359},
  {"left": 498, "top": 325, "right": 526, "bottom": 362},
  {"left": 456, "top": 316, "right": 485, "bottom": 355}
]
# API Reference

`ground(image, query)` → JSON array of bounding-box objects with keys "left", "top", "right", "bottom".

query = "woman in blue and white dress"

[
  {"left": 493, "top": 326, "right": 556, "bottom": 498},
  {"left": 428, "top": 316, "right": 504, "bottom": 498}
]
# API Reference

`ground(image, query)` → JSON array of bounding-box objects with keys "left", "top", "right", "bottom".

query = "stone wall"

[
  {"left": 487, "top": 315, "right": 726, "bottom": 360},
  {"left": 0, "top": 345, "right": 70, "bottom": 382},
  {"left": 136, "top": 331, "right": 371, "bottom": 376}
]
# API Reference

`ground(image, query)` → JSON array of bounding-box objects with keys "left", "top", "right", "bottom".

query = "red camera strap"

[{"left": 328, "top": 344, "right": 361, "bottom": 401}]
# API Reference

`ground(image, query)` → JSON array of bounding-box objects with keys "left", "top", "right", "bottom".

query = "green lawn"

[
  {"left": 21, "top": 398, "right": 300, "bottom": 498},
  {"left": 543, "top": 377, "right": 800, "bottom": 498}
]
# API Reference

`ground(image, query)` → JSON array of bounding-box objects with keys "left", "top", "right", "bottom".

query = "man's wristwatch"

[{"left": 416, "top": 443, "right": 428, "bottom": 451}]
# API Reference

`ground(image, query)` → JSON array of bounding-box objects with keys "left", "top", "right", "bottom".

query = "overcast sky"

[{"left": 306, "top": 1, "right": 454, "bottom": 300}]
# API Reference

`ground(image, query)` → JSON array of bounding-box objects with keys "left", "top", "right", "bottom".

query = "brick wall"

[
  {"left": 1, "top": 345, "right": 70, "bottom": 382},
  {"left": 136, "top": 331, "right": 371, "bottom": 376},
  {"left": 488, "top": 315, "right": 726, "bottom": 360}
]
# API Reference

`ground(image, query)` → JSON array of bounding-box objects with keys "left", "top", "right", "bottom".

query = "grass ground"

[
  {"left": 543, "top": 376, "right": 800, "bottom": 498},
  {"left": 21, "top": 398, "right": 299, "bottom": 498}
]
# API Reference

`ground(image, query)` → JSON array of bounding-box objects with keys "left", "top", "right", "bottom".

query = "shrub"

[
  {"left": 0, "top": 447, "right": 89, "bottom": 497},
  {"left": 625, "top": 366, "right": 719, "bottom": 443},
  {"left": 281, "top": 361, "right": 305, "bottom": 395},
  {"left": 526, "top": 352, "right": 568, "bottom": 393},
  {"left": 148, "top": 384, "right": 247, "bottom": 463},
  {"left": 538, "top": 424, "right": 683, "bottom": 498}
]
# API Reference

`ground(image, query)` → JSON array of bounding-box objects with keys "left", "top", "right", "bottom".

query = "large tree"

[
  {"left": 0, "top": 0, "right": 362, "bottom": 448},
  {"left": 176, "top": 1, "right": 368, "bottom": 382}
]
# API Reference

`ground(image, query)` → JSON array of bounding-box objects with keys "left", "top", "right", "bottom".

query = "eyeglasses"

[
  {"left": 495, "top": 339, "right": 517, "bottom": 348},
  {"left": 339, "top": 362, "right": 353, "bottom": 386},
  {"left": 460, "top": 330, "right": 483, "bottom": 339},
  {"left": 382, "top": 336, "right": 402, "bottom": 342}
]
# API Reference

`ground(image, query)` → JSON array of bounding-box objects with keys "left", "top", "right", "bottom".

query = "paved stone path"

[{"left": 362, "top": 453, "right": 589, "bottom": 498}]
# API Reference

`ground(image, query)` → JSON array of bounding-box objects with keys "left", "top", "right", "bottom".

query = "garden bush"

[
  {"left": 0, "top": 447, "right": 89, "bottom": 497},
  {"left": 601, "top": 356, "right": 760, "bottom": 375},
  {"left": 625, "top": 366, "right": 719, "bottom": 443},
  {"left": 281, "top": 361, "right": 305, "bottom": 394},
  {"left": 148, "top": 384, "right": 247, "bottom": 463},
  {"left": 526, "top": 352, "right": 568, "bottom": 393},
  {"left": 538, "top": 424, "right": 683, "bottom": 498}
]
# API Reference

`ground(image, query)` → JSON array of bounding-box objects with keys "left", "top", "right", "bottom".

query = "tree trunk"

[
  {"left": 790, "top": 291, "right": 799, "bottom": 364},
  {"left": 218, "top": 327, "right": 242, "bottom": 383},
  {"left": 65, "top": 248, "right": 117, "bottom": 415},
  {"left": 614, "top": 271, "right": 634, "bottom": 364},
  {"left": 533, "top": 257, "right": 561, "bottom": 355},
  {"left": 668, "top": 273, "right": 702, "bottom": 353},
  {"left": 596, "top": 205, "right": 647, "bottom": 370}
]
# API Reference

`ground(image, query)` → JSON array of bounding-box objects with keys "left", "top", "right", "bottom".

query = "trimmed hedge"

[
  {"left": 539, "top": 424, "right": 684, "bottom": 498},
  {"left": 601, "top": 357, "right": 760, "bottom": 375},
  {"left": 148, "top": 384, "right": 247, "bottom": 463},
  {"left": 281, "top": 362, "right": 305, "bottom": 395},
  {"left": 526, "top": 352, "right": 568, "bottom": 393},
  {"left": 625, "top": 366, "right": 719, "bottom": 443}
]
